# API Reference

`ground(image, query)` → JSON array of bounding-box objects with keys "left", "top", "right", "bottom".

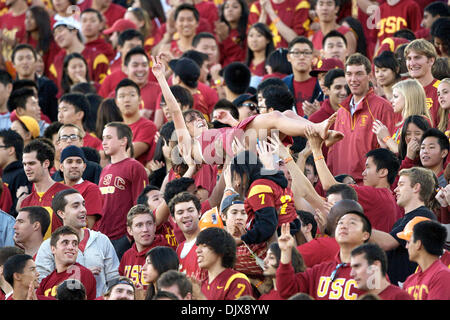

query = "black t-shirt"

[{"left": 386, "top": 206, "right": 437, "bottom": 287}]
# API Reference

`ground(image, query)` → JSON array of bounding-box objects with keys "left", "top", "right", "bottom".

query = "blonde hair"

[
  {"left": 438, "top": 78, "right": 450, "bottom": 132},
  {"left": 392, "top": 78, "right": 432, "bottom": 126},
  {"left": 404, "top": 39, "right": 438, "bottom": 60}
]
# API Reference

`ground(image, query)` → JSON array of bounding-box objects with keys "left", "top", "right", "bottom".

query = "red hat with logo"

[
  {"left": 310, "top": 58, "right": 344, "bottom": 77},
  {"left": 103, "top": 19, "right": 137, "bottom": 35}
]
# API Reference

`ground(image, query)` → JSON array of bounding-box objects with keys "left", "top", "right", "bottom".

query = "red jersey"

[
  {"left": 20, "top": 182, "right": 71, "bottom": 240},
  {"left": 423, "top": 79, "right": 440, "bottom": 127},
  {"left": 327, "top": 90, "right": 396, "bottom": 183},
  {"left": 312, "top": 25, "right": 351, "bottom": 51},
  {"left": 36, "top": 263, "right": 97, "bottom": 300},
  {"left": 195, "top": 0, "right": 218, "bottom": 31},
  {"left": 276, "top": 253, "right": 364, "bottom": 300},
  {"left": 118, "top": 238, "right": 170, "bottom": 289},
  {"left": 139, "top": 81, "right": 162, "bottom": 121},
  {"left": 259, "top": 289, "right": 283, "bottom": 300},
  {"left": 308, "top": 98, "right": 336, "bottom": 124},
  {"left": 156, "top": 217, "right": 179, "bottom": 250},
  {"left": 72, "top": 180, "right": 103, "bottom": 229},
  {"left": 83, "top": 132, "right": 103, "bottom": 151},
  {"left": 376, "top": 0, "right": 422, "bottom": 44},
  {"left": 292, "top": 77, "right": 318, "bottom": 116},
  {"left": 98, "top": 158, "right": 148, "bottom": 240},
  {"left": 98, "top": 69, "right": 126, "bottom": 98},
  {"left": 219, "top": 28, "right": 247, "bottom": 67},
  {"left": 248, "top": 0, "right": 310, "bottom": 48},
  {"left": 375, "top": 37, "right": 410, "bottom": 56},
  {"left": 84, "top": 37, "right": 115, "bottom": 63},
  {"left": 176, "top": 240, "right": 208, "bottom": 282},
  {"left": 78, "top": 0, "right": 126, "bottom": 28},
  {"left": 0, "top": 182, "right": 12, "bottom": 214},
  {"left": 440, "top": 250, "right": 450, "bottom": 268},
  {"left": 297, "top": 236, "right": 340, "bottom": 268},
  {"left": 373, "top": 284, "right": 413, "bottom": 300},
  {"left": 249, "top": 60, "right": 265, "bottom": 77},
  {"left": 196, "top": 82, "right": 219, "bottom": 121},
  {"left": 0, "top": 12, "right": 26, "bottom": 62},
  {"left": 352, "top": 185, "right": 402, "bottom": 233},
  {"left": 128, "top": 117, "right": 157, "bottom": 165},
  {"left": 403, "top": 260, "right": 450, "bottom": 300},
  {"left": 167, "top": 164, "right": 218, "bottom": 197},
  {"left": 201, "top": 268, "right": 253, "bottom": 300}
]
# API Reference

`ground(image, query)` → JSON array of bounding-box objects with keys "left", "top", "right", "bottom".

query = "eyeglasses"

[
  {"left": 330, "top": 263, "right": 347, "bottom": 282},
  {"left": 240, "top": 103, "right": 257, "bottom": 110},
  {"left": 59, "top": 134, "right": 81, "bottom": 142},
  {"left": 288, "top": 50, "right": 313, "bottom": 58}
]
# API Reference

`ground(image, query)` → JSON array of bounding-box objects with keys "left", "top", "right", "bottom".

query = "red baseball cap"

[
  {"left": 103, "top": 19, "right": 137, "bottom": 35},
  {"left": 310, "top": 58, "right": 344, "bottom": 77}
]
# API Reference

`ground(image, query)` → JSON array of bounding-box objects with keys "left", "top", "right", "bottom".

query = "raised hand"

[
  {"left": 256, "top": 139, "right": 276, "bottom": 170},
  {"left": 406, "top": 137, "right": 420, "bottom": 160},
  {"left": 278, "top": 223, "right": 295, "bottom": 253},
  {"left": 151, "top": 55, "right": 165, "bottom": 78}
]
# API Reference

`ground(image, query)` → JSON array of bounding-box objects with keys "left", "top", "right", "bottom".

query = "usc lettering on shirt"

[
  {"left": 377, "top": 16, "right": 407, "bottom": 38},
  {"left": 99, "top": 174, "right": 127, "bottom": 194},
  {"left": 316, "top": 276, "right": 358, "bottom": 300},
  {"left": 123, "top": 265, "right": 149, "bottom": 287}
]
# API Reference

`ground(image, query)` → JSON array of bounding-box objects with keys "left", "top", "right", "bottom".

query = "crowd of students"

[{"left": 0, "top": 0, "right": 449, "bottom": 301}]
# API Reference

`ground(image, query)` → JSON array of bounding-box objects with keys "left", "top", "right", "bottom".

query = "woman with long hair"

[
  {"left": 95, "top": 98, "right": 123, "bottom": 139},
  {"left": 262, "top": 47, "right": 292, "bottom": 81},
  {"left": 245, "top": 23, "right": 275, "bottom": 77},
  {"left": 437, "top": 78, "right": 450, "bottom": 134},
  {"left": 373, "top": 78, "right": 432, "bottom": 155},
  {"left": 216, "top": 0, "right": 249, "bottom": 67},
  {"left": 373, "top": 50, "right": 401, "bottom": 101},
  {"left": 124, "top": 7, "right": 156, "bottom": 55},
  {"left": 341, "top": 16, "right": 368, "bottom": 59},
  {"left": 142, "top": 246, "right": 179, "bottom": 300},
  {"left": 60, "top": 53, "right": 93, "bottom": 97},
  {"left": 398, "top": 115, "right": 432, "bottom": 162}
]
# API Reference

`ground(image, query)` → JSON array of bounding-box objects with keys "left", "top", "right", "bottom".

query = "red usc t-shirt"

[
  {"left": 128, "top": 117, "right": 158, "bottom": 165},
  {"left": 72, "top": 180, "right": 103, "bottom": 230},
  {"left": 292, "top": 77, "right": 317, "bottom": 116},
  {"left": 248, "top": 0, "right": 310, "bottom": 48},
  {"left": 20, "top": 182, "right": 71, "bottom": 240},
  {"left": 219, "top": 28, "right": 247, "bottom": 67},
  {"left": 376, "top": 0, "right": 422, "bottom": 44},
  {"left": 249, "top": 60, "right": 265, "bottom": 77},
  {"left": 201, "top": 268, "right": 253, "bottom": 300},
  {"left": 196, "top": 82, "right": 219, "bottom": 121},
  {"left": 423, "top": 79, "right": 440, "bottom": 127},
  {"left": 297, "top": 236, "right": 340, "bottom": 268},
  {"left": 36, "top": 263, "right": 97, "bottom": 300},
  {"left": 85, "top": 37, "right": 115, "bottom": 63},
  {"left": 98, "top": 69, "right": 127, "bottom": 98},
  {"left": 377, "top": 284, "right": 413, "bottom": 300},
  {"left": 403, "top": 260, "right": 450, "bottom": 300},
  {"left": 98, "top": 158, "right": 149, "bottom": 240}
]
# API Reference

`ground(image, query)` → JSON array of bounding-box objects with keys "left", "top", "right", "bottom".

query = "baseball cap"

[
  {"left": 232, "top": 93, "right": 257, "bottom": 108},
  {"left": 198, "top": 207, "right": 224, "bottom": 231},
  {"left": 168, "top": 58, "right": 200, "bottom": 87},
  {"left": 103, "top": 19, "right": 137, "bottom": 35},
  {"left": 396, "top": 216, "right": 431, "bottom": 241},
  {"left": 60, "top": 145, "right": 87, "bottom": 164},
  {"left": 220, "top": 193, "right": 244, "bottom": 213},
  {"left": 309, "top": 58, "right": 344, "bottom": 77},
  {"left": 53, "top": 16, "right": 81, "bottom": 31},
  {"left": 10, "top": 111, "right": 40, "bottom": 139}
]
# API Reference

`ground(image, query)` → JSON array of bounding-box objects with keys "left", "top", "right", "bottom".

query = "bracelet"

[
  {"left": 255, "top": 280, "right": 264, "bottom": 288},
  {"left": 224, "top": 187, "right": 236, "bottom": 195},
  {"left": 283, "top": 156, "right": 293, "bottom": 164},
  {"left": 383, "top": 136, "right": 391, "bottom": 143},
  {"left": 314, "top": 155, "right": 324, "bottom": 162}
]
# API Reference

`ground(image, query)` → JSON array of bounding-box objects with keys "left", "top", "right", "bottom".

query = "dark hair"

[
  {"left": 84, "top": 93, "right": 102, "bottom": 133},
  {"left": 19, "top": 206, "right": 51, "bottom": 237},
  {"left": 196, "top": 227, "right": 237, "bottom": 268},
  {"left": 11, "top": 44, "right": 37, "bottom": 63},
  {"left": 152, "top": 121, "right": 176, "bottom": 172},
  {"left": 315, "top": 0, "right": 341, "bottom": 9},
  {"left": 161, "top": 85, "right": 194, "bottom": 108},
  {"left": 326, "top": 183, "right": 358, "bottom": 201},
  {"left": 421, "top": 128, "right": 450, "bottom": 163},
  {"left": 262, "top": 85, "right": 294, "bottom": 112},
  {"left": 56, "top": 279, "right": 86, "bottom": 300},
  {"left": 424, "top": 2, "right": 450, "bottom": 17},
  {"left": 174, "top": 3, "right": 199, "bottom": 22},
  {"left": 70, "top": 82, "right": 97, "bottom": 95},
  {"left": 288, "top": 36, "right": 314, "bottom": 52},
  {"left": 192, "top": 32, "right": 217, "bottom": 48},
  {"left": 152, "top": 290, "right": 179, "bottom": 300},
  {"left": 256, "top": 77, "right": 288, "bottom": 94},
  {"left": 432, "top": 57, "right": 450, "bottom": 80},
  {"left": 373, "top": 50, "right": 401, "bottom": 81},
  {"left": 412, "top": 220, "right": 447, "bottom": 256},
  {"left": 323, "top": 68, "right": 345, "bottom": 89},
  {"left": 81, "top": 146, "right": 100, "bottom": 164},
  {"left": 12, "top": 79, "right": 38, "bottom": 93},
  {"left": 0, "top": 69, "right": 13, "bottom": 86},
  {"left": 305, "top": 154, "right": 318, "bottom": 177},
  {"left": 230, "top": 150, "right": 264, "bottom": 195},
  {"left": 365, "top": 148, "right": 400, "bottom": 185},
  {"left": 144, "top": 247, "right": 180, "bottom": 300},
  {"left": 137, "top": 185, "right": 161, "bottom": 205},
  {"left": 213, "top": 99, "right": 240, "bottom": 120},
  {"left": 351, "top": 243, "right": 388, "bottom": 276},
  {"left": 322, "top": 30, "right": 347, "bottom": 48},
  {"left": 0, "top": 246, "right": 24, "bottom": 266},
  {"left": 95, "top": 98, "right": 123, "bottom": 139},
  {"left": 245, "top": 23, "right": 275, "bottom": 70},
  {"left": 265, "top": 48, "right": 292, "bottom": 75},
  {"left": 0, "top": 129, "right": 24, "bottom": 161},
  {"left": 81, "top": 7, "right": 103, "bottom": 21},
  {"left": 43, "top": 122, "right": 63, "bottom": 142},
  {"left": 297, "top": 210, "right": 317, "bottom": 239},
  {"left": 123, "top": 46, "right": 148, "bottom": 67},
  {"left": 268, "top": 242, "right": 306, "bottom": 273},
  {"left": 164, "top": 177, "right": 196, "bottom": 203},
  {"left": 104, "top": 122, "right": 134, "bottom": 154},
  {"left": 398, "top": 115, "right": 431, "bottom": 160},
  {"left": 136, "top": 0, "right": 166, "bottom": 23},
  {"left": 25, "top": 6, "right": 52, "bottom": 54},
  {"left": 157, "top": 270, "right": 192, "bottom": 298},
  {"left": 23, "top": 139, "right": 55, "bottom": 169},
  {"left": 430, "top": 17, "right": 450, "bottom": 56},
  {"left": 59, "top": 92, "right": 90, "bottom": 125},
  {"left": 52, "top": 189, "right": 81, "bottom": 220},
  {"left": 118, "top": 29, "right": 144, "bottom": 48},
  {"left": 61, "top": 53, "right": 91, "bottom": 94},
  {"left": 220, "top": 0, "right": 249, "bottom": 47},
  {"left": 394, "top": 43, "right": 409, "bottom": 75},
  {"left": 393, "top": 28, "right": 416, "bottom": 41},
  {"left": 339, "top": 211, "right": 372, "bottom": 239},
  {"left": 115, "top": 78, "right": 141, "bottom": 97},
  {"left": 181, "top": 49, "right": 209, "bottom": 69},
  {"left": 7, "top": 88, "right": 36, "bottom": 112},
  {"left": 341, "top": 16, "right": 367, "bottom": 57},
  {"left": 3, "top": 254, "right": 34, "bottom": 287},
  {"left": 168, "top": 191, "right": 201, "bottom": 217},
  {"left": 50, "top": 225, "right": 79, "bottom": 248}
]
